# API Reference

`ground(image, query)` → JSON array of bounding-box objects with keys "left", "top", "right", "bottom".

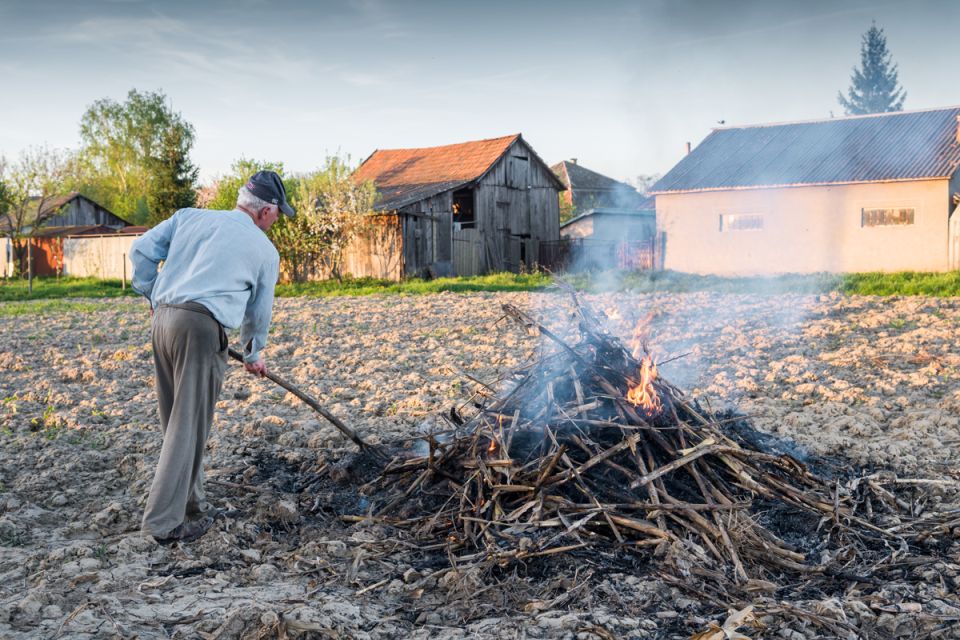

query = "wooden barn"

[
  {"left": 2, "top": 193, "right": 134, "bottom": 276},
  {"left": 353, "top": 134, "right": 565, "bottom": 277},
  {"left": 37, "top": 192, "right": 130, "bottom": 229}
]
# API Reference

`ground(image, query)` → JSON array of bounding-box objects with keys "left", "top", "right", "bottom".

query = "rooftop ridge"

[
  {"left": 712, "top": 105, "right": 960, "bottom": 132},
  {"left": 367, "top": 133, "right": 520, "bottom": 154}
]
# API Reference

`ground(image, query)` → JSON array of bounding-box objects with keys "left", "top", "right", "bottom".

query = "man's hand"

[{"left": 244, "top": 358, "right": 268, "bottom": 378}]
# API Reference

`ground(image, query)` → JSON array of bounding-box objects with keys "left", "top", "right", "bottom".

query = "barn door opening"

[{"left": 452, "top": 188, "right": 475, "bottom": 230}]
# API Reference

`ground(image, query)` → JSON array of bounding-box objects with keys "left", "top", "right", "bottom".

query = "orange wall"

[{"left": 656, "top": 180, "right": 951, "bottom": 274}]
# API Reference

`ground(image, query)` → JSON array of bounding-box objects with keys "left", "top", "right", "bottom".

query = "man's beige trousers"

[{"left": 141, "top": 303, "right": 227, "bottom": 537}]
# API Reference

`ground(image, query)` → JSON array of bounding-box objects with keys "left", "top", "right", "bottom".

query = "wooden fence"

[
  {"left": 63, "top": 235, "right": 138, "bottom": 279},
  {"left": 539, "top": 238, "right": 659, "bottom": 272},
  {"left": 278, "top": 218, "right": 404, "bottom": 282}
]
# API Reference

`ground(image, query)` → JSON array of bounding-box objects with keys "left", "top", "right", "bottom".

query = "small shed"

[
  {"left": 35, "top": 192, "right": 131, "bottom": 229},
  {"left": 550, "top": 161, "right": 658, "bottom": 271},
  {"left": 353, "top": 134, "right": 565, "bottom": 277},
  {"left": 6, "top": 194, "right": 135, "bottom": 277},
  {"left": 29, "top": 225, "right": 115, "bottom": 276},
  {"left": 557, "top": 205, "right": 657, "bottom": 271},
  {"left": 561, "top": 205, "right": 656, "bottom": 242}
]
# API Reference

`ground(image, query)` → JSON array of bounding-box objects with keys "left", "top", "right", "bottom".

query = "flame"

[
  {"left": 488, "top": 438, "right": 497, "bottom": 454},
  {"left": 629, "top": 324, "right": 644, "bottom": 359},
  {"left": 627, "top": 356, "right": 661, "bottom": 415},
  {"left": 628, "top": 312, "right": 655, "bottom": 359}
]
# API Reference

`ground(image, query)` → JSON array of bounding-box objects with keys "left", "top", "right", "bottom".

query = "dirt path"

[{"left": 1, "top": 292, "right": 958, "bottom": 638}]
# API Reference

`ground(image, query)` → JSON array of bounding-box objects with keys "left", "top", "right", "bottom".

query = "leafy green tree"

[
  {"left": 0, "top": 147, "right": 76, "bottom": 275},
  {"left": 837, "top": 24, "right": 906, "bottom": 115},
  {"left": 558, "top": 194, "right": 576, "bottom": 225},
  {"left": 145, "top": 124, "right": 199, "bottom": 225},
  {"left": 270, "top": 157, "right": 376, "bottom": 282},
  {"left": 203, "top": 157, "right": 374, "bottom": 281},
  {"left": 78, "top": 89, "right": 198, "bottom": 225}
]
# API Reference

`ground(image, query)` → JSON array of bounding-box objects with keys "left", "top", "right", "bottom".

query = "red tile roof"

[{"left": 354, "top": 134, "right": 520, "bottom": 210}]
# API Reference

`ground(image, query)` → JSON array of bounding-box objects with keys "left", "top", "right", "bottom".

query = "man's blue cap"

[{"left": 245, "top": 171, "right": 295, "bottom": 217}]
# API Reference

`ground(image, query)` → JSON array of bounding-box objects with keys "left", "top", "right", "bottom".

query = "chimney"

[
  {"left": 570, "top": 158, "right": 577, "bottom": 165},
  {"left": 956, "top": 115, "right": 960, "bottom": 144},
  {"left": 685, "top": 141, "right": 692, "bottom": 155}
]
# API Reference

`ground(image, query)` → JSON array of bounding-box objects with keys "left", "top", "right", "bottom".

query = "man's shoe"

[{"left": 155, "top": 516, "right": 213, "bottom": 545}]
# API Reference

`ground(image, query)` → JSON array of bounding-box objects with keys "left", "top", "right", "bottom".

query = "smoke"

[{"left": 530, "top": 272, "right": 825, "bottom": 412}]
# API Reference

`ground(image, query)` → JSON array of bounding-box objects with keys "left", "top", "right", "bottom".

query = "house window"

[
  {"left": 719, "top": 213, "right": 763, "bottom": 232},
  {"left": 861, "top": 207, "right": 914, "bottom": 227},
  {"left": 452, "top": 188, "right": 475, "bottom": 230}
]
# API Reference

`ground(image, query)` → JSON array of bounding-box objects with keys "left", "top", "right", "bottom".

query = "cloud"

[
  {"left": 345, "top": 0, "right": 412, "bottom": 39},
  {"left": 339, "top": 71, "right": 390, "bottom": 88}
]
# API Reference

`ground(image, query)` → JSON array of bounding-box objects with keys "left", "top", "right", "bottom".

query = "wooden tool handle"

[{"left": 228, "top": 348, "right": 370, "bottom": 450}]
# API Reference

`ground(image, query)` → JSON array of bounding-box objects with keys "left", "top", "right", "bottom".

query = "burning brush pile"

[{"left": 366, "top": 291, "right": 959, "bottom": 606}]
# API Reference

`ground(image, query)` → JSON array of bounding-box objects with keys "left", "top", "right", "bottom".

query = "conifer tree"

[{"left": 838, "top": 24, "right": 906, "bottom": 115}]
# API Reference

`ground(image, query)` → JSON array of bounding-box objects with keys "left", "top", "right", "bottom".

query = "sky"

[{"left": 2, "top": 0, "right": 959, "bottom": 186}]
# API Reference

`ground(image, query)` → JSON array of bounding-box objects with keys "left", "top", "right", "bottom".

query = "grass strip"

[
  {"left": 0, "top": 299, "right": 108, "bottom": 317},
  {"left": 4, "top": 270, "right": 960, "bottom": 303},
  {"left": 0, "top": 277, "right": 136, "bottom": 302}
]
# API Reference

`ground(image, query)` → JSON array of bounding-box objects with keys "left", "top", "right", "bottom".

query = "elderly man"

[{"left": 130, "top": 171, "right": 295, "bottom": 543}]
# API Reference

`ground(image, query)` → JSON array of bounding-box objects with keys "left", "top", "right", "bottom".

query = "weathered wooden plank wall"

[
  {"left": 342, "top": 216, "right": 403, "bottom": 280},
  {"left": 398, "top": 191, "right": 453, "bottom": 276},
  {"left": 452, "top": 228, "right": 484, "bottom": 276},
  {"left": 46, "top": 198, "right": 129, "bottom": 228},
  {"left": 472, "top": 139, "right": 560, "bottom": 272},
  {"left": 293, "top": 215, "right": 404, "bottom": 281}
]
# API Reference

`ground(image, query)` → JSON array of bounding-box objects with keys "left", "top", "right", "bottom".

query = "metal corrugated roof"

[{"left": 652, "top": 107, "right": 960, "bottom": 194}]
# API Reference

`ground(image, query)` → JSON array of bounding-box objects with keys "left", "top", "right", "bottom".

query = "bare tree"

[{"left": 631, "top": 173, "right": 662, "bottom": 195}]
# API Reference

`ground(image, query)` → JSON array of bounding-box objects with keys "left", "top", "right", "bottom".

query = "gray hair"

[{"left": 237, "top": 185, "right": 277, "bottom": 213}]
